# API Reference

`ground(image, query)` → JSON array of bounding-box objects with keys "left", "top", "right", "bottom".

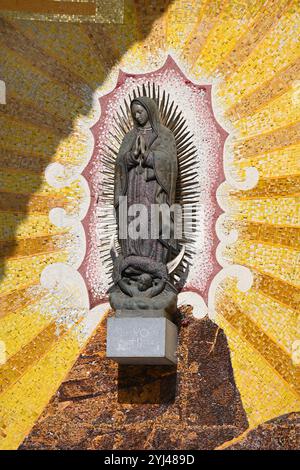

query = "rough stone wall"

[{"left": 21, "top": 309, "right": 248, "bottom": 450}]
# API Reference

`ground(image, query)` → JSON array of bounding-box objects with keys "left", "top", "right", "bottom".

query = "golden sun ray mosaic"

[{"left": 0, "top": 0, "right": 299, "bottom": 450}]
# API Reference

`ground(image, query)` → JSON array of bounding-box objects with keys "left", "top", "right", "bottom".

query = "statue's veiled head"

[
  {"left": 131, "top": 102, "right": 149, "bottom": 127},
  {"left": 130, "top": 96, "right": 160, "bottom": 133}
]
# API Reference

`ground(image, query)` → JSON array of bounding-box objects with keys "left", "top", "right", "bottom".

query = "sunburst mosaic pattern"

[{"left": 0, "top": 0, "right": 299, "bottom": 450}]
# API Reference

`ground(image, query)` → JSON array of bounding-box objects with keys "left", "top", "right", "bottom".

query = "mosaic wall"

[{"left": 0, "top": 0, "right": 299, "bottom": 450}]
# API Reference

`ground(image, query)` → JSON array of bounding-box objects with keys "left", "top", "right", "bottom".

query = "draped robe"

[{"left": 114, "top": 96, "right": 178, "bottom": 264}]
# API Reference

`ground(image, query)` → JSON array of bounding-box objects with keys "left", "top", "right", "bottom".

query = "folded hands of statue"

[{"left": 133, "top": 135, "right": 147, "bottom": 159}]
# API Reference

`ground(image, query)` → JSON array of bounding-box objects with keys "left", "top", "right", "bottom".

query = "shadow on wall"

[
  {"left": 118, "top": 364, "right": 178, "bottom": 404},
  {"left": 0, "top": 0, "right": 175, "bottom": 283}
]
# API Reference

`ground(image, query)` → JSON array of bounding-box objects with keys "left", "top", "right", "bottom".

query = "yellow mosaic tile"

[{"left": 0, "top": 0, "right": 299, "bottom": 450}]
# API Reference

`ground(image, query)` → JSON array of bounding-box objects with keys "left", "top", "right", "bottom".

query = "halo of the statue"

[{"left": 101, "top": 83, "right": 200, "bottom": 290}]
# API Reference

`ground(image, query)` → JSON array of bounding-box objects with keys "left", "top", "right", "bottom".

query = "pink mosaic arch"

[{"left": 78, "top": 56, "right": 228, "bottom": 309}]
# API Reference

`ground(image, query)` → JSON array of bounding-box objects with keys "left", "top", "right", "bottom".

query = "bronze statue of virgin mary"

[
  {"left": 114, "top": 96, "right": 178, "bottom": 264},
  {"left": 105, "top": 87, "right": 198, "bottom": 362},
  {"left": 109, "top": 96, "right": 182, "bottom": 312}
]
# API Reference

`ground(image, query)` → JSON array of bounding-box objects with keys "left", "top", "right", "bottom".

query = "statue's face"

[{"left": 131, "top": 103, "right": 149, "bottom": 127}]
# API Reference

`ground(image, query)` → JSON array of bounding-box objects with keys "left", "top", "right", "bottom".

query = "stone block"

[{"left": 106, "top": 317, "right": 178, "bottom": 365}]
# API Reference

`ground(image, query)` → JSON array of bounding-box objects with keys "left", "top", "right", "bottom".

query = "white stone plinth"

[{"left": 106, "top": 317, "right": 178, "bottom": 365}]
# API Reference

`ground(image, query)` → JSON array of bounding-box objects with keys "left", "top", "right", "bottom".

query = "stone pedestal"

[{"left": 106, "top": 317, "right": 178, "bottom": 365}]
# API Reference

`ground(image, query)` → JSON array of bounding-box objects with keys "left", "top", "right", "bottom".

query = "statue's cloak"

[{"left": 114, "top": 96, "right": 178, "bottom": 210}]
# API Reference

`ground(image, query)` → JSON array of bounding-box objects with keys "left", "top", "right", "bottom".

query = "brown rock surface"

[
  {"left": 20, "top": 309, "right": 248, "bottom": 450},
  {"left": 226, "top": 412, "right": 300, "bottom": 450}
]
